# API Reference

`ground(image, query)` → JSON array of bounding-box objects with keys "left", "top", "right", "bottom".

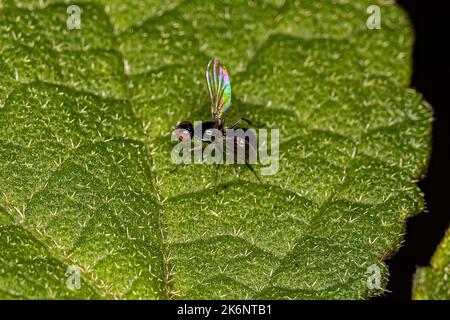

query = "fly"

[{"left": 173, "top": 58, "right": 262, "bottom": 184}]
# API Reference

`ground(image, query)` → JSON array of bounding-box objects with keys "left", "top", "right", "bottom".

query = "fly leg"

[
  {"left": 228, "top": 118, "right": 253, "bottom": 129},
  {"left": 190, "top": 144, "right": 204, "bottom": 152},
  {"left": 170, "top": 143, "right": 205, "bottom": 173},
  {"left": 228, "top": 118, "right": 266, "bottom": 129},
  {"left": 169, "top": 166, "right": 179, "bottom": 174},
  {"left": 245, "top": 162, "right": 262, "bottom": 184},
  {"left": 214, "top": 163, "right": 221, "bottom": 192}
]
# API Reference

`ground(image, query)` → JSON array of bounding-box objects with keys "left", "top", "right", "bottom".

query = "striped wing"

[{"left": 206, "top": 58, "right": 232, "bottom": 125}]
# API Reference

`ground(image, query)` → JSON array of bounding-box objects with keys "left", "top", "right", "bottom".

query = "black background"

[{"left": 376, "top": 0, "right": 450, "bottom": 299}]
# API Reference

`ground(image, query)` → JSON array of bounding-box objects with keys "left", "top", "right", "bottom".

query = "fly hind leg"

[
  {"left": 245, "top": 163, "right": 262, "bottom": 184},
  {"left": 213, "top": 163, "right": 221, "bottom": 192}
]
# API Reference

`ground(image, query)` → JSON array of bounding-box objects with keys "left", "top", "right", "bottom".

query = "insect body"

[{"left": 173, "top": 58, "right": 261, "bottom": 183}]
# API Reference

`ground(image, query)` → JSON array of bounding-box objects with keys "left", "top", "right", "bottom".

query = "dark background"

[{"left": 376, "top": 0, "right": 450, "bottom": 299}]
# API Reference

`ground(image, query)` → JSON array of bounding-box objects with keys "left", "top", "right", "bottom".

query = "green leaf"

[
  {"left": 0, "top": 0, "right": 432, "bottom": 299},
  {"left": 413, "top": 227, "right": 450, "bottom": 300}
]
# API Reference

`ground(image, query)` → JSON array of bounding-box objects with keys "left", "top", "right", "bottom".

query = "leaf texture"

[{"left": 0, "top": 0, "right": 432, "bottom": 299}]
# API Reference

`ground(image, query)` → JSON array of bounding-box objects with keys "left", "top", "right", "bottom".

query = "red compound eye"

[{"left": 176, "top": 129, "right": 190, "bottom": 142}]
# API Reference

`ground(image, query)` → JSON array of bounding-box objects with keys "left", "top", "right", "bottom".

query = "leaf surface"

[
  {"left": 413, "top": 227, "right": 450, "bottom": 300},
  {"left": 0, "top": 0, "right": 432, "bottom": 299}
]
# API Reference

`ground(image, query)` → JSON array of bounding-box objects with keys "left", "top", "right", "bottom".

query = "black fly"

[{"left": 173, "top": 58, "right": 262, "bottom": 184}]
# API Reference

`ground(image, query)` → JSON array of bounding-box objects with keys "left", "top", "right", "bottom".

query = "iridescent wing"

[{"left": 206, "top": 58, "right": 232, "bottom": 125}]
